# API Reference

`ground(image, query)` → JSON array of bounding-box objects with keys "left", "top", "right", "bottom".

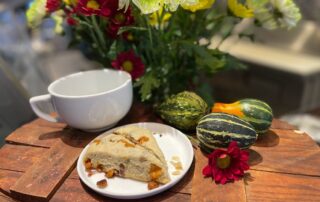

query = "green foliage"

[{"left": 134, "top": 72, "right": 160, "bottom": 101}]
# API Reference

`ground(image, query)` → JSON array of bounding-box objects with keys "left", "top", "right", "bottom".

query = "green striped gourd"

[
  {"left": 212, "top": 99, "right": 273, "bottom": 134},
  {"left": 157, "top": 91, "right": 208, "bottom": 130},
  {"left": 196, "top": 113, "right": 257, "bottom": 152}
]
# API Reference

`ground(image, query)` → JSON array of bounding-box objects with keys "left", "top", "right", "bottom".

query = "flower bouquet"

[{"left": 27, "top": 0, "right": 301, "bottom": 103}]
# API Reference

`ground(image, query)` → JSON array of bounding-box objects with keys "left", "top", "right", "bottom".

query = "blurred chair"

[{"left": 0, "top": 58, "right": 35, "bottom": 146}]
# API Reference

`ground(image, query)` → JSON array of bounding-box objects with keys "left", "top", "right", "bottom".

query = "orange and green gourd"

[{"left": 211, "top": 99, "right": 273, "bottom": 134}]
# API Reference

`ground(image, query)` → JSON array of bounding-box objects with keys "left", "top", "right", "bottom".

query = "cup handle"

[{"left": 29, "top": 94, "right": 61, "bottom": 123}]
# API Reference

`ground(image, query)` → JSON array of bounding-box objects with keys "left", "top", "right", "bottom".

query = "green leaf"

[
  {"left": 106, "top": 41, "right": 117, "bottom": 60},
  {"left": 134, "top": 72, "right": 160, "bottom": 101},
  {"left": 196, "top": 56, "right": 226, "bottom": 73},
  {"left": 224, "top": 54, "right": 247, "bottom": 70},
  {"left": 117, "top": 26, "right": 148, "bottom": 35}
]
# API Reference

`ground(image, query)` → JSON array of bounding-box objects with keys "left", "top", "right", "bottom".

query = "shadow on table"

[
  {"left": 38, "top": 102, "right": 163, "bottom": 149},
  {"left": 248, "top": 149, "right": 263, "bottom": 166},
  {"left": 38, "top": 127, "right": 98, "bottom": 148},
  {"left": 254, "top": 130, "right": 280, "bottom": 147},
  {"left": 244, "top": 172, "right": 255, "bottom": 185}
]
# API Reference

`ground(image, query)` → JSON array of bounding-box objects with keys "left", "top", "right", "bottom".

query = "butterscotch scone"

[{"left": 83, "top": 126, "right": 170, "bottom": 184}]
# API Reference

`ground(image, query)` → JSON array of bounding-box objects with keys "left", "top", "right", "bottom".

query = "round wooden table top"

[{"left": 1, "top": 103, "right": 320, "bottom": 202}]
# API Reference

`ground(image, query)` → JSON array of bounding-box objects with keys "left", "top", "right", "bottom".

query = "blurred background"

[{"left": 0, "top": 0, "right": 320, "bottom": 146}]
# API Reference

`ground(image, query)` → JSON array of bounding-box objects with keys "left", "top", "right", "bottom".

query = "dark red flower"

[
  {"left": 74, "top": 0, "right": 118, "bottom": 17},
  {"left": 107, "top": 7, "right": 134, "bottom": 38},
  {"left": 122, "top": 31, "right": 134, "bottom": 41},
  {"left": 202, "top": 141, "right": 250, "bottom": 184},
  {"left": 111, "top": 50, "right": 144, "bottom": 79},
  {"left": 46, "top": 0, "right": 61, "bottom": 13},
  {"left": 111, "top": 7, "right": 134, "bottom": 25},
  {"left": 64, "top": 8, "right": 78, "bottom": 25},
  {"left": 67, "top": 16, "right": 77, "bottom": 25},
  {"left": 107, "top": 23, "right": 121, "bottom": 38}
]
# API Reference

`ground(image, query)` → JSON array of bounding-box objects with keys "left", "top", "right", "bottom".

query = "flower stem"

[
  {"left": 81, "top": 17, "right": 105, "bottom": 59},
  {"left": 91, "top": 15, "right": 107, "bottom": 53}
]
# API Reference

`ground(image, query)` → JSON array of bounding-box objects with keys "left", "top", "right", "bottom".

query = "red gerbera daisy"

[
  {"left": 75, "top": 0, "right": 118, "bottom": 17},
  {"left": 111, "top": 50, "right": 144, "bottom": 79},
  {"left": 107, "top": 7, "right": 134, "bottom": 38},
  {"left": 46, "top": 0, "right": 61, "bottom": 13},
  {"left": 202, "top": 141, "right": 250, "bottom": 184}
]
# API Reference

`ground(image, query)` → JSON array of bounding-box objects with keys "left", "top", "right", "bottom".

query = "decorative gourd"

[
  {"left": 211, "top": 99, "right": 273, "bottom": 134},
  {"left": 157, "top": 91, "right": 208, "bottom": 130},
  {"left": 196, "top": 113, "right": 257, "bottom": 152}
]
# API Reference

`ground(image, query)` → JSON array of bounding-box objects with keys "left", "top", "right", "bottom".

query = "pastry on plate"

[{"left": 83, "top": 126, "right": 170, "bottom": 184}]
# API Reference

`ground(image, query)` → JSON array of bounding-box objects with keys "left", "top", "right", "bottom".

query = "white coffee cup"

[{"left": 29, "top": 69, "right": 132, "bottom": 132}]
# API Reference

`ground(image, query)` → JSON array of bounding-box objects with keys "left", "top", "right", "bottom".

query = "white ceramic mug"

[{"left": 29, "top": 69, "right": 132, "bottom": 132}]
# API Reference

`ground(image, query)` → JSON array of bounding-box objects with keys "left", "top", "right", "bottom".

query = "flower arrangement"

[{"left": 26, "top": 0, "right": 301, "bottom": 103}]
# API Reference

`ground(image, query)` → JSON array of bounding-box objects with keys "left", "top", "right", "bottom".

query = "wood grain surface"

[
  {"left": 0, "top": 192, "right": 17, "bottom": 202},
  {"left": 246, "top": 170, "right": 320, "bottom": 202},
  {"left": 191, "top": 149, "right": 246, "bottom": 202},
  {"left": 0, "top": 168, "right": 191, "bottom": 202},
  {"left": 0, "top": 103, "right": 319, "bottom": 202},
  {"left": 0, "top": 170, "right": 22, "bottom": 195},
  {"left": 52, "top": 178, "right": 191, "bottom": 202},
  {"left": 5, "top": 125, "right": 66, "bottom": 148},
  {"left": 250, "top": 129, "right": 320, "bottom": 176},
  {"left": 9, "top": 140, "right": 82, "bottom": 201},
  {"left": 0, "top": 144, "right": 47, "bottom": 172}
]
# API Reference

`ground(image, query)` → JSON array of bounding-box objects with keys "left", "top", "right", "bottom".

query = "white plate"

[{"left": 77, "top": 122, "right": 194, "bottom": 199}]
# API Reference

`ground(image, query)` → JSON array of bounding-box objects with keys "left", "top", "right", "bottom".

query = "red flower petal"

[
  {"left": 46, "top": 0, "right": 61, "bottom": 13},
  {"left": 67, "top": 17, "right": 77, "bottom": 25},
  {"left": 233, "top": 175, "right": 239, "bottom": 181},
  {"left": 240, "top": 162, "right": 250, "bottom": 171},
  {"left": 228, "top": 141, "right": 238, "bottom": 149},
  {"left": 240, "top": 151, "right": 249, "bottom": 161},
  {"left": 202, "top": 165, "right": 212, "bottom": 176},
  {"left": 220, "top": 176, "right": 228, "bottom": 184},
  {"left": 214, "top": 169, "right": 223, "bottom": 182},
  {"left": 233, "top": 168, "right": 242, "bottom": 175}
]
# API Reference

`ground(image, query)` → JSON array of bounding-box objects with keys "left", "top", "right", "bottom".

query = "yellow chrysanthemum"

[
  {"left": 247, "top": 0, "right": 301, "bottom": 30},
  {"left": 227, "top": 0, "right": 254, "bottom": 18},
  {"left": 149, "top": 7, "right": 171, "bottom": 29},
  {"left": 182, "top": 0, "right": 215, "bottom": 12}
]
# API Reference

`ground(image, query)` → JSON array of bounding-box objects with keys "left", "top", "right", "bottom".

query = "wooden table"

[{"left": 1, "top": 103, "right": 320, "bottom": 201}]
